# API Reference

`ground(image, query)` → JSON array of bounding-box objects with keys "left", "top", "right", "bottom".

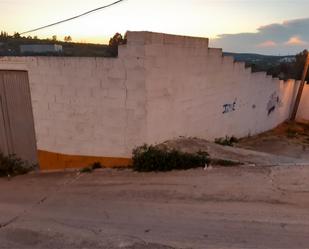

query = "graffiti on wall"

[
  {"left": 223, "top": 99, "right": 237, "bottom": 114},
  {"left": 267, "top": 92, "right": 282, "bottom": 116}
]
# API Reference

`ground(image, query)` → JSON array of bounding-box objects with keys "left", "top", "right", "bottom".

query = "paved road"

[{"left": 1, "top": 166, "right": 309, "bottom": 249}]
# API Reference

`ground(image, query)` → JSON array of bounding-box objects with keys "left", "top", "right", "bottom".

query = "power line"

[{"left": 20, "top": 0, "right": 126, "bottom": 35}]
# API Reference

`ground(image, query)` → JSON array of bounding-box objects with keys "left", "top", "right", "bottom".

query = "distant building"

[
  {"left": 279, "top": 57, "right": 296, "bottom": 63},
  {"left": 20, "top": 44, "right": 63, "bottom": 54}
]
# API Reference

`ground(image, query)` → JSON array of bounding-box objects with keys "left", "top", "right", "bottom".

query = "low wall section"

[{"left": 0, "top": 31, "right": 307, "bottom": 170}]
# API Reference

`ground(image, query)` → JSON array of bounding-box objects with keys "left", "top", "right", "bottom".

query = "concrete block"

[
  {"left": 126, "top": 68, "right": 145, "bottom": 83},
  {"left": 121, "top": 56, "right": 144, "bottom": 69},
  {"left": 126, "top": 31, "right": 148, "bottom": 45},
  {"left": 233, "top": 61, "right": 246, "bottom": 72},
  {"left": 107, "top": 61, "right": 126, "bottom": 79},
  {"left": 149, "top": 32, "right": 164, "bottom": 44},
  {"left": 118, "top": 45, "right": 130, "bottom": 57},
  {"left": 208, "top": 48, "right": 222, "bottom": 57},
  {"left": 222, "top": 56, "right": 234, "bottom": 65},
  {"left": 75, "top": 86, "right": 93, "bottom": 98},
  {"left": 164, "top": 34, "right": 185, "bottom": 46}
]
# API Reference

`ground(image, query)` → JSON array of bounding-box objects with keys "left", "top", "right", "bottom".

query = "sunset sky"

[{"left": 1, "top": 0, "right": 309, "bottom": 55}]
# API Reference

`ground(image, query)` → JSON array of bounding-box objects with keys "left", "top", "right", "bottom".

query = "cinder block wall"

[
  {"left": 0, "top": 41, "right": 148, "bottom": 169},
  {"left": 135, "top": 31, "right": 303, "bottom": 143},
  {"left": 0, "top": 31, "right": 307, "bottom": 170}
]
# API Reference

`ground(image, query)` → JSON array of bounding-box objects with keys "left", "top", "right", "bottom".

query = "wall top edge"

[{"left": 126, "top": 31, "right": 209, "bottom": 47}]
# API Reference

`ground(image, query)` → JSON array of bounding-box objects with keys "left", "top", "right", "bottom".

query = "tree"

[
  {"left": 108, "top": 33, "right": 127, "bottom": 56},
  {"left": 263, "top": 50, "right": 309, "bottom": 81},
  {"left": 64, "top": 36, "right": 72, "bottom": 42},
  {"left": 13, "top": 32, "right": 20, "bottom": 39},
  {"left": 109, "top": 33, "right": 126, "bottom": 47},
  {"left": 52, "top": 35, "right": 57, "bottom": 41},
  {"left": 0, "top": 31, "right": 8, "bottom": 38},
  {"left": 294, "top": 50, "right": 308, "bottom": 81}
]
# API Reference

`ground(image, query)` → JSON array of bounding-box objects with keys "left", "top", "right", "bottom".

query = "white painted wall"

[
  {"left": 137, "top": 32, "right": 303, "bottom": 143},
  {"left": 0, "top": 31, "right": 308, "bottom": 159},
  {"left": 0, "top": 42, "right": 147, "bottom": 158}
]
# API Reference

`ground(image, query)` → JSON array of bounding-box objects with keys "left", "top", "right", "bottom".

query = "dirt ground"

[
  {"left": 237, "top": 122, "right": 309, "bottom": 160},
  {"left": 1, "top": 164, "right": 309, "bottom": 249},
  {"left": 1, "top": 122, "right": 309, "bottom": 249}
]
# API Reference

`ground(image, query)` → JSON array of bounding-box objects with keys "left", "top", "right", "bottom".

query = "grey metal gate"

[{"left": 0, "top": 70, "right": 37, "bottom": 164}]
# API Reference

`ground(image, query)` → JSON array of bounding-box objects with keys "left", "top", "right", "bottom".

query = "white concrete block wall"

[
  {"left": 0, "top": 41, "right": 147, "bottom": 158},
  {"left": 0, "top": 31, "right": 308, "bottom": 161},
  {"left": 142, "top": 32, "right": 305, "bottom": 144}
]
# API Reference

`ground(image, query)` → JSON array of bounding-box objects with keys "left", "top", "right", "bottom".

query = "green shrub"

[
  {"left": 132, "top": 145, "right": 210, "bottom": 172},
  {"left": 91, "top": 162, "right": 103, "bottom": 170},
  {"left": 0, "top": 153, "right": 35, "bottom": 177},
  {"left": 79, "top": 167, "right": 93, "bottom": 173},
  {"left": 80, "top": 162, "right": 104, "bottom": 173},
  {"left": 215, "top": 136, "right": 239, "bottom": 146}
]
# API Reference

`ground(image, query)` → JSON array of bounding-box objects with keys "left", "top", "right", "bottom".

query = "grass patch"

[
  {"left": 215, "top": 136, "right": 239, "bottom": 146},
  {"left": 132, "top": 144, "right": 210, "bottom": 172},
  {"left": 0, "top": 153, "right": 35, "bottom": 177}
]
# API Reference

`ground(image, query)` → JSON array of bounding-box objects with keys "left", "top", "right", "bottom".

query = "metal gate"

[{"left": 0, "top": 70, "right": 37, "bottom": 164}]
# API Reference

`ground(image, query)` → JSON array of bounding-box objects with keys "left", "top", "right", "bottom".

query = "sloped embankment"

[{"left": 158, "top": 137, "right": 308, "bottom": 166}]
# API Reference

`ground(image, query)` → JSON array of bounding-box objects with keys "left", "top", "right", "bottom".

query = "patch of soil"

[
  {"left": 157, "top": 136, "right": 306, "bottom": 166},
  {"left": 237, "top": 121, "right": 309, "bottom": 160}
]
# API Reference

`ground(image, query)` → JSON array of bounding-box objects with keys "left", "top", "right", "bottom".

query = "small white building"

[
  {"left": 279, "top": 57, "right": 296, "bottom": 63},
  {"left": 20, "top": 44, "right": 63, "bottom": 54}
]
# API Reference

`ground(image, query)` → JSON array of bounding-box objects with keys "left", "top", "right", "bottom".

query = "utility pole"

[{"left": 291, "top": 53, "right": 309, "bottom": 121}]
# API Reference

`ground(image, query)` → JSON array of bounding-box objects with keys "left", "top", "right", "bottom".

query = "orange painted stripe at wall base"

[{"left": 38, "top": 150, "right": 133, "bottom": 171}]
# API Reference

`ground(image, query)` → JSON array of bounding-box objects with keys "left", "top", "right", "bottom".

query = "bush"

[
  {"left": 215, "top": 136, "right": 239, "bottom": 146},
  {"left": 79, "top": 167, "right": 93, "bottom": 173},
  {"left": 132, "top": 145, "right": 210, "bottom": 172},
  {"left": 0, "top": 153, "right": 35, "bottom": 177},
  {"left": 91, "top": 162, "right": 103, "bottom": 170},
  {"left": 79, "top": 162, "right": 103, "bottom": 174}
]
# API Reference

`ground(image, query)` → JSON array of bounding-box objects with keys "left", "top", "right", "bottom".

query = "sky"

[{"left": 0, "top": 0, "right": 309, "bottom": 55}]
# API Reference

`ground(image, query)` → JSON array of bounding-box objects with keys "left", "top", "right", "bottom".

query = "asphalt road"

[{"left": 1, "top": 166, "right": 309, "bottom": 249}]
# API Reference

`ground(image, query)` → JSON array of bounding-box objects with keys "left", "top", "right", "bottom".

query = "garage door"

[{"left": 0, "top": 70, "right": 37, "bottom": 164}]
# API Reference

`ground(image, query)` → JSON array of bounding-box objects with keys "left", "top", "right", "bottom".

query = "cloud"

[
  {"left": 258, "top": 40, "right": 277, "bottom": 48},
  {"left": 285, "top": 36, "right": 307, "bottom": 46},
  {"left": 211, "top": 18, "right": 309, "bottom": 55}
]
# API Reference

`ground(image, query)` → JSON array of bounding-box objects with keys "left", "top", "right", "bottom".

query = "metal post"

[{"left": 291, "top": 53, "right": 309, "bottom": 121}]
